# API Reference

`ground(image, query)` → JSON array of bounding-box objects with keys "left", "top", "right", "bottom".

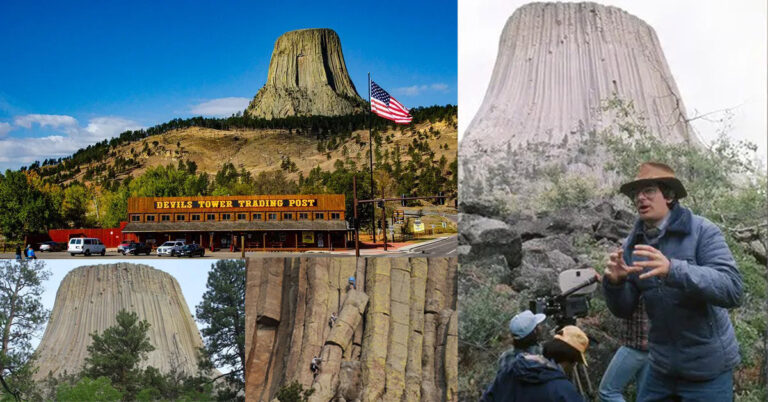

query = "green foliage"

[
  {"left": 56, "top": 377, "right": 122, "bottom": 401},
  {"left": 275, "top": 381, "right": 315, "bottom": 402},
  {"left": 0, "top": 170, "right": 61, "bottom": 240},
  {"left": 82, "top": 309, "right": 155, "bottom": 399},
  {"left": 458, "top": 285, "right": 514, "bottom": 350},
  {"left": 196, "top": 260, "right": 246, "bottom": 396},
  {"left": 61, "top": 184, "right": 91, "bottom": 228},
  {"left": 539, "top": 170, "right": 599, "bottom": 211},
  {"left": 0, "top": 260, "right": 51, "bottom": 401}
]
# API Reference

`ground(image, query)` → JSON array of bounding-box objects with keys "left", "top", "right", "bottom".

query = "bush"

[
  {"left": 56, "top": 377, "right": 122, "bottom": 402},
  {"left": 275, "top": 381, "right": 314, "bottom": 402}
]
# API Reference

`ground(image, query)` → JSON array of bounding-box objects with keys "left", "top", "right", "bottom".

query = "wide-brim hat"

[
  {"left": 554, "top": 325, "right": 589, "bottom": 366},
  {"left": 619, "top": 162, "right": 687, "bottom": 199}
]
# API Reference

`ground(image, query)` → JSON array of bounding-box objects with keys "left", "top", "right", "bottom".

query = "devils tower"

[
  {"left": 33, "top": 263, "right": 205, "bottom": 380},
  {"left": 246, "top": 28, "right": 365, "bottom": 119},
  {"left": 245, "top": 257, "right": 458, "bottom": 402},
  {"left": 462, "top": 2, "right": 698, "bottom": 155}
]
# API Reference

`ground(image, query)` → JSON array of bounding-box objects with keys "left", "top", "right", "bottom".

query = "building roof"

[{"left": 122, "top": 220, "right": 349, "bottom": 233}]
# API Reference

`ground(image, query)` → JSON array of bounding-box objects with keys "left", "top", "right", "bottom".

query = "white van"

[{"left": 68, "top": 237, "right": 106, "bottom": 256}]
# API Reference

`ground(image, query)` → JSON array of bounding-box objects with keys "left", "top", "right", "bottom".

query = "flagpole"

[{"left": 368, "top": 72, "right": 376, "bottom": 243}]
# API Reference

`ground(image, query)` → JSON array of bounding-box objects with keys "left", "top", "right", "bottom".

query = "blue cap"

[
  {"left": 508, "top": 310, "right": 546, "bottom": 339},
  {"left": 349, "top": 277, "right": 356, "bottom": 282}
]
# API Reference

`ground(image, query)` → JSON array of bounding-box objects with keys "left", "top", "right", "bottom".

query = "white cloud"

[
  {"left": 0, "top": 115, "right": 143, "bottom": 170},
  {"left": 0, "top": 122, "right": 12, "bottom": 137},
  {"left": 84, "top": 116, "right": 143, "bottom": 141},
  {"left": 395, "top": 83, "right": 451, "bottom": 96},
  {"left": 189, "top": 97, "right": 250, "bottom": 117},
  {"left": 14, "top": 114, "right": 79, "bottom": 131}
]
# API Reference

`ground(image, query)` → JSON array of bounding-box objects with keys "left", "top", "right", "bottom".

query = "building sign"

[
  {"left": 153, "top": 198, "right": 318, "bottom": 209},
  {"left": 302, "top": 232, "right": 315, "bottom": 244}
]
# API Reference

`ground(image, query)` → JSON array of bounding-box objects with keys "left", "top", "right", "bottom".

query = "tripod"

[{"left": 570, "top": 363, "right": 595, "bottom": 400}]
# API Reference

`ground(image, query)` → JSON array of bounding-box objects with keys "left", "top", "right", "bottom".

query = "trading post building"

[{"left": 121, "top": 194, "right": 350, "bottom": 251}]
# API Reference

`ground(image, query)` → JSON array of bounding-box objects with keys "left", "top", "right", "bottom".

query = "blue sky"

[{"left": 0, "top": 1, "right": 457, "bottom": 170}]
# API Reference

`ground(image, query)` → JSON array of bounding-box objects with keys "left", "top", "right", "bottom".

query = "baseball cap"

[
  {"left": 508, "top": 310, "right": 547, "bottom": 339},
  {"left": 554, "top": 325, "right": 589, "bottom": 366}
]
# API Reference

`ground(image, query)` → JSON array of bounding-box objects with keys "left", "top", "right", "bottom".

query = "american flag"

[{"left": 370, "top": 81, "right": 412, "bottom": 124}]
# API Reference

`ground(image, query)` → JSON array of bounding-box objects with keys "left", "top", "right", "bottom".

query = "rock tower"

[
  {"left": 246, "top": 28, "right": 365, "bottom": 119},
  {"left": 33, "top": 263, "right": 205, "bottom": 380},
  {"left": 462, "top": 2, "right": 696, "bottom": 152},
  {"left": 245, "top": 257, "right": 458, "bottom": 402}
]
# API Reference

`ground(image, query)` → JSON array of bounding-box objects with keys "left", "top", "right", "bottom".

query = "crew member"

[
  {"left": 497, "top": 310, "right": 547, "bottom": 372},
  {"left": 603, "top": 162, "right": 742, "bottom": 401},
  {"left": 481, "top": 325, "right": 588, "bottom": 401}
]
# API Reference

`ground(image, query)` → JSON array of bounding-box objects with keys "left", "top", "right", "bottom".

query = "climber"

[
  {"left": 347, "top": 276, "right": 356, "bottom": 290},
  {"left": 310, "top": 356, "right": 322, "bottom": 376},
  {"left": 329, "top": 312, "right": 337, "bottom": 328}
]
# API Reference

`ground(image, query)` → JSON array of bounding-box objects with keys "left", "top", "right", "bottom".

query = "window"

[
  {"left": 176, "top": 214, "right": 185, "bottom": 221},
  {"left": 161, "top": 215, "right": 171, "bottom": 222},
  {"left": 298, "top": 212, "right": 309, "bottom": 220},
  {"left": 267, "top": 213, "right": 278, "bottom": 220},
  {"left": 283, "top": 213, "right": 293, "bottom": 220},
  {"left": 146, "top": 215, "right": 156, "bottom": 222},
  {"left": 221, "top": 213, "right": 231, "bottom": 220},
  {"left": 331, "top": 212, "right": 341, "bottom": 220},
  {"left": 315, "top": 213, "right": 325, "bottom": 220},
  {"left": 191, "top": 214, "right": 201, "bottom": 221},
  {"left": 252, "top": 213, "right": 262, "bottom": 220},
  {"left": 207, "top": 213, "right": 216, "bottom": 221},
  {"left": 237, "top": 213, "right": 247, "bottom": 220},
  {"left": 130, "top": 215, "right": 141, "bottom": 222}
]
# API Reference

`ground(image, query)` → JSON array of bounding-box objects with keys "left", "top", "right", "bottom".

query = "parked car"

[
  {"left": 68, "top": 237, "right": 106, "bottom": 256},
  {"left": 156, "top": 241, "right": 185, "bottom": 256},
  {"left": 117, "top": 240, "right": 137, "bottom": 254},
  {"left": 176, "top": 243, "right": 205, "bottom": 257},
  {"left": 123, "top": 242, "right": 152, "bottom": 256},
  {"left": 38, "top": 241, "right": 66, "bottom": 252}
]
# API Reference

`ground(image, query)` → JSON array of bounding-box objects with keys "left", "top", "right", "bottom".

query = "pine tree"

[{"left": 82, "top": 309, "right": 155, "bottom": 399}]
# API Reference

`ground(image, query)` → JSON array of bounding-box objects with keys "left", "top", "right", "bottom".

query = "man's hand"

[
  {"left": 604, "top": 249, "right": 634, "bottom": 284},
  {"left": 631, "top": 244, "right": 670, "bottom": 279}
]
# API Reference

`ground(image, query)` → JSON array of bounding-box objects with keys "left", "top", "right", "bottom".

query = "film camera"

[{"left": 529, "top": 268, "right": 599, "bottom": 329}]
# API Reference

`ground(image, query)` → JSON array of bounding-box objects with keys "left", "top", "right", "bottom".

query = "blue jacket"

[
  {"left": 603, "top": 204, "right": 742, "bottom": 380},
  {"left": 481, "top": 353, "right": 584, "bottom": 402}
]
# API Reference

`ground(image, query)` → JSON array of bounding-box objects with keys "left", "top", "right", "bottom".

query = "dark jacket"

[
  {"left": 603, "top": 204, "right": 742, "bottom": 381},
  {"left": 481, "top": 353, "right": 583, "bottom": 402}
]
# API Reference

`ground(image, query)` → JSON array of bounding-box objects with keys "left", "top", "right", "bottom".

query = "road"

[
  {"left": 402, "top": 235, "right": 457, "bottom": 256},
  {"left": 0, "top": 236, "right": 459, "bottom": 259}
]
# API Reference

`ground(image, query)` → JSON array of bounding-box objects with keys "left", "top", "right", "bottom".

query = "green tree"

[
  {"left": 82, "top": 309, "right": 155, "bottom": 399},
  {"left": 0, "top": 260, "right": 51, "bottom": 401},
  {"left": 0, "top": 171, "right": 60, "bottom": 241},
  {"left": 61, "top": 184, "right": 90, "bottom": 228},
  {"left": 196, "top": 260, "right": 246, "bottom": 398},
  {"left": 56, "top": 377, "right": 122, "bottom": 402}
]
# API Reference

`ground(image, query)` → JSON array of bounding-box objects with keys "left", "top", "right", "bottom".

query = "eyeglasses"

[{"left": 632, "top": 187, "right": 659, "bottom": 201}]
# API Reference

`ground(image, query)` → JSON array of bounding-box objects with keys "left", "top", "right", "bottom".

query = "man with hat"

[
  {"left": 482, "top": 324, "right": 588, "bottom": 402},
  {"left": 497, "top": 310, "right": 547, "bottom": 372},
  {"left": 602, "top": 162, "right": 742, "bottom": 401}
]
